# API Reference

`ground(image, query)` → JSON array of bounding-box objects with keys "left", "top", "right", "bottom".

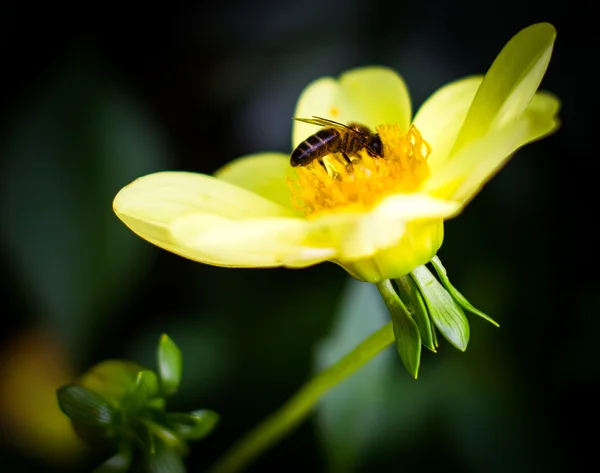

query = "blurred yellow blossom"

[{"left": 0, "top": 330, "right": 86, "bottom": 464}]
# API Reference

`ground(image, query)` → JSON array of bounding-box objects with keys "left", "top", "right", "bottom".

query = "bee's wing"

[
  {"left": 292, "top": 116, "right": 353, "bottom": 131},
  {"left": 293, "top": 116, "right": 378, "bottom": 153}
]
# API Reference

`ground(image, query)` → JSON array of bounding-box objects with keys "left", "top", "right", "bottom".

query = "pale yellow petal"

[
  {"left": 423, "top": 92, "right": 560, "bottom": 204},
  {"left": 291, "top": 67, "right": 412, "bottom": 148},
  {"left": 214, "top": 152, "right": 301, "bottom": 214},
  {"left": 165, "top": 192, "right": 459, "bottom": 269},
  {"left": 170, "top": 214, "right": 336, "bottom": 267},
  {"left": 114, "top": 171, "right": 294, "bottom": 222},
  {"left": 412, "top": 76, "right": 483, "bottom": 172},
  {"left": 339, "top": 220, "right": 444, "bottom": 283},
  {"left": 292, "top": 77, "right": 337, "bottom": 148},
  {"left": 526, "top": 89, "right": 561, "bottom": 117},
  {"left": 451, "top": 23, "right": 556, "bottom": 153},
  {"left": 311, "top": 193, "right": 461, "bottom": 261},
  {"left": 373, "top": 193, "right": 462, "bottom": 222},
  {"left": 336, "top": 67, "right": 412, "bottom": 133},
  {"left": 116, "top": 211, "right": 196, "bottom": 262},
  {"left": 113, "top": 171, "right": 296, "bottom": 257}
]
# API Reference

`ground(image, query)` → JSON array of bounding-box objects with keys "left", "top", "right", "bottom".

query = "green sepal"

[
  {"left": 431, "top": 320, "right": 439, "bottom": 349},
  {"left": 128, "top": 370, "right": 160, "bottom": 411},
  {"left": 57, "top": 384, "right": 116, "bottom": 427},
  {"left": 377, "top": 280, "right": 421, "bottom": 379},
  {"left": 411, "top": 266, "right": 470, "bottom": 352},
  {"left": 166, "top": 410, "right": 220, "bottom": 441},
  {"left": 430, "top": 256, "right": 499, "bottom": 327},
  {"left": 395, "top": 275, "right": 436, "bottom": 352},
  {"left": 92, "top": 445, "right": 132, "bottom": 473},
  {"left": 158, "top": 334, "right": 182, "bottom": 397},
  {"left": 146, "top": 446, "right": 186, "bottom": 473}
]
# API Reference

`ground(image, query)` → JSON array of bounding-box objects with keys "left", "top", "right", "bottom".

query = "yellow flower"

[{"left": 113, "top": 23, "right": 560, "bottom": 283}]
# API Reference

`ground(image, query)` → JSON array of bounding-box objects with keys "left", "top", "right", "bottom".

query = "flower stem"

[{"left": 207, "top": 321, "right": 395, "bottom": 473}]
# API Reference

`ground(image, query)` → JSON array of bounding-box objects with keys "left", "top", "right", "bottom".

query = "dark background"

[{"left": 0, "top": 1, "right": 595, "bottom": 472}]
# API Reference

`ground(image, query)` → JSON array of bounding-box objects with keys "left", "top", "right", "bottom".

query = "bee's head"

[{"left": 369, "top": 135, "right": 383, "bottom": 157}]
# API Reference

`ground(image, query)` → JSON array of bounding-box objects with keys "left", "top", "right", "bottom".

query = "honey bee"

[{"left": 290, "top": 116, "right": 384, "bottom": 167}]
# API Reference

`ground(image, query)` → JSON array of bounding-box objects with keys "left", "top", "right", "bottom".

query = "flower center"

[{"left": 288, "top": 124, "right": 431, "bottom": 217}]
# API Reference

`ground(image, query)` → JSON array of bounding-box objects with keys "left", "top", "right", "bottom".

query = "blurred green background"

[{"left": 0, "top": 1, "right": 593, "bottom": 472}]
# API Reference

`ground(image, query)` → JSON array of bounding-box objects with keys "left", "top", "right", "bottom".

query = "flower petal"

[
  {"left": 292, "top": 67, "right": 412, "bottom": 148},
  {"left": 451, "top": 23, "right": 556, "bottom": 154},
  {"left": 166, "top": 192, "right": 460, "bottom": 270},
  {"left": 292, "top": 77, "right": 337, "bottom": 148},
  {"left": 412, "top": 76, "right": 483, "bottom": 172},
  {"left": 339, "top": 220, "right": 444, "bottom": 283},
  {"left": 314, "top": 193, "right": 461, "bottom": 261},
  {"left": 336, "top": 67, "right": 412, "bottom": 134},
  {"left": 525, "top": 90, "right": 561, "bottom": 117},
  {"left": 113, "top": 171, "right": 297, "bottom": 257},
  {"left": 170, "top": 214, "right": 336, "bottom": 267},
  {"left": 423, "top": 91, "right": 560, "bottom": 204},
  {"left": 214, "top": 152, "right": 301, "bottom": 214},
  {"left": 114, "top": 171, "right": 295, "bottom": 221}
]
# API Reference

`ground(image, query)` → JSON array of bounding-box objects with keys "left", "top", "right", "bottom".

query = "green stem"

[{"left": 208, "top": 321, "right": 395, "bottom": 473}]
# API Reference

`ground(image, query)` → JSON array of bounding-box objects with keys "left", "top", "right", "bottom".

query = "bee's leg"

[
  {"left": 340, "top": 133, "right": 349, "bottom": 154},
  {"left": 341, "top": 152, "right": 352, "bottom": 164},
  {"left": 339, "top": 134, "right": 353, "bottom": 164}
]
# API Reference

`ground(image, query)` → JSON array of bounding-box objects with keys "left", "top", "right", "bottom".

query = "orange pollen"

[{"left": 288, "top": 124, "right": 431, "bottom": 217}]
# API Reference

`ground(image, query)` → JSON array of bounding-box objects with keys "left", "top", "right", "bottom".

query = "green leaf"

[
  {"left": 144, "top": 420, "right": 186, "bottom": 452},
  {"left": 377, "top": 280, "right": 421, "bottom": 379},
  {"left": 452, "top": 23, "right": 556, "bottom": 153},
  {"left": 146, "top": 446, "right": 186, "bottom": 473},
  {"left": 430, "top": 256, "right": 499, "bottom": 327},
  {"left": 57, "top": 384, "right": 115, "bottom": 426},
  {"left": 313, "top": 279, "right": 395, "bottom": 473},
  {"left": 395, "top": 275, "right": 436, "bottom": 352},
  {"left": 93, "top": 445, "right": 132, "bottom": 473},
  {"left": 158, "top": 334, "right": 183, "bottom": 396},
  {"left": 411, "top": 266, "right": 470, "bottom": 351},
  {"left": 128, "top": 370, "right": 160, "bottom": 410},
  {"left": 166, "top": 410, "right": 220, "bottom": 441}
]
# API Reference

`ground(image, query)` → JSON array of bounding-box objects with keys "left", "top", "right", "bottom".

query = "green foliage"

[
  {"left": 377, "top": 280, "right": 422, "bottom": 379},
  {"left": 56, "top": 385, "right": 116, "bottom": 427},
  {"left": 146, "top": 445, "right": 187, "bottom": 473},
  {"left": 57, "top": 334, "right": 218, "bottom": 473},
  {"left": 158, "top": 334, "right": 183, "bottom": 397},
  {"left": 395, "top": 275, "right": 437, "bottom": 352},
  {"left": 430, "top": 256, "right": 498, "bottom": 326},
  {"left": 355, "top": 256, "right": 501, "bottom": 377},
  {"left": 167, "top": 411, "right": 220, "bottom": 441},
  {"left": 93, "top": 446, "right": 132, "bottom": 473},
  {"left": 411, "top": 265, "right": 470, "bottom": 352}
]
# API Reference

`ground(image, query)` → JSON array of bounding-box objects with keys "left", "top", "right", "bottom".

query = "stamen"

[{"left": 288, "top": 124, "right": 431, "bottom": 217}]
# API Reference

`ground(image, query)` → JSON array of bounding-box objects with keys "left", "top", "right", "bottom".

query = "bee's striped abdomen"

[{"left": 290, "top": 129, "right": 341, "bottom": 167}]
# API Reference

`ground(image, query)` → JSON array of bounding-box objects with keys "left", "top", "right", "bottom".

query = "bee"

[{"left": 290, "top": 116, "right": 384, "bottom": 167}]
